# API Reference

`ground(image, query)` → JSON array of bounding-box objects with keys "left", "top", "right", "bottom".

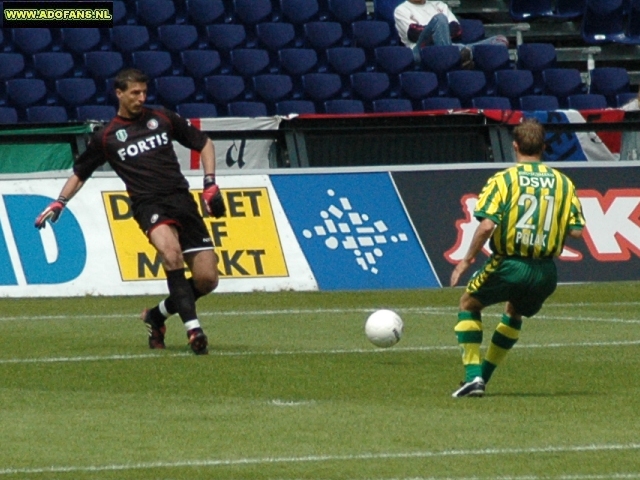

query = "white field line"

[
  {"left": 355, "top": 473, "right": 640, "bottom": 480},
  {"left": 0, "top": 443, "right": 639, "bottom": 476},
  {"left": 0, "top": 339, "right": 639, "bottom": 365}
]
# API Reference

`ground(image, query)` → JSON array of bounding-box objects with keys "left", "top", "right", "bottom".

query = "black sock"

[
  {"left": 147, "top": 278, "right": 203, "bottom": 323},
  {"left": 165, "top": 268, "right": 197, "bottom": 325}
]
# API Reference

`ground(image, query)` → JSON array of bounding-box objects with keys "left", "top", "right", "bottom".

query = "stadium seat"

[
  {"left": 132, "top": 51, "right": 173, "bottom": 79},
  {"left": 233, "top": 0, "right": 274, "bottom": 25},
  {"left": 157, "top": 25, "right": 199, "bottom": 53},
  {"left": 230, "top": 49, "right": 271, "bottom": 77},
  {"left": 0, "top": 107, "right": 18, "bottom": 124},
  {"left": 420, "top": 45, "right": 463, "bottom": 95},
  {"left": 55, "top": 78, "right": 97, "bottom": 107},
  {"left": 420, "top": 97, "right": 461, "bottom": 110},
  {"left": 350, "top": 20, "right": 391, "bottom": 50},
  {"left": 154, "top": 76, "right": 197, "bottom": 108},
  {"left": 567, "top": 94, "right": 608, "bottom": 110},
  {"left": 61, "top": 28, "right": 102, "bottom": 56},
  {"left": 509, "top": 0, "right": 554, "bottom": 21},
  {"left": 255, "top": 22, "right": 297, "bottom": 52},
  {"left": 205, "top": 75, "right": 247, "bottom": 105},
  {"left": 626, "top": 0, "right": 640, "bottom": 42},
  {"left": 26, "top": 106, "right": 68, "bottom": 123},
  {"left": 227, "top": 101, "right": 268, "bottom": 117},
  {"left": 328, "top": 0, "right": 368, "bottom": 26},
  {"left": 207, "top": 24, "right": 248, "bottom": 53},
  {"left": 471, "top": 44, "right": 510, "bottom": 94},
  {"left": 446, "top": 70, "right": 487, "bottom": 108},
  {"left": 6, "top": 78, "right": 48, "bottom": 109},
  {"left": 302, "top": 73, "right": 344, "bottom": 106},
  {"left": 32, "top": 52, "right": 75, "bottom": 82},
  {"left": 616, "top": 92, "right": 638, "bottom": 107},
  {"left": 112, "top": 1, "right": 128, "bottom": 25},
  {"left": 252, "top": 74, "right": 294, "bottom": 111},
  {"left": 374, "top": 46, "right": 414, "bottom": 75},
  {"left": 372, "top": 98, "right": 412, "bottom": 113},
  {"left": 280, "top": 0, "right": 321, "bottom": 24},
  {"left": 176, "top": 102, "right": 219, "bottom": 118},
  {"left": 542, "top": 68, "right": 585, "bottom": 107},
  {"left": 589, "top": 67, "right": 630, "bottom": 106},
  {"left": 185, "top": 0, "right": 227, "bottom": 25},
  {"left": 278, "top": 49, "right": 319, "bottom": 76},
  {"left": 399, "top": 71, "right": 439, "bottom": 109},
  {"left": 555, "top": 0, "right": 587, "bottom": 18},
  {"left": 136, "top": 0, "right": 176, "bottom": 27},
  {"left": 76, "top": 105, "right": 117, "bottom": 121},
  {"left": 324, "top": 99, "right": 365, "bottom": 113},
  {"left": 471, "top": 96, "right": 513, "bottom": 110},
  {"left": 516, "top": 43, "right": 557, "bottom": 93},
  {"left": 519, "top": 95, "right": 560, "bottom": 110},
  {"left": 459, "top": 19, "right": 486, "bottom": 44},
  {"left": 326, "top": 47, "right": 367, "bottom": 77},
  {"left": 581, "top": 0, "right": 627, "bottom": 44},
  {"left": 494, "top": 69, "right": 535, "bottom": 108},
  {"left": 110, "top": 26, "right": 151, "bottom": 54},
  {"left": 181, "top": 50, "right": 221, "bottom": 80},
  {"left": 303, "top": 21, "right": 346, "bottom": 50},
  {"left": 84, "top": 51, "right": 124, "bottom": 83},
  {"left": 0, "top": 53, "right": 25, "bottom": 81},
  {"left": 276, "top": 100, "right": 316, "bottom": 115},
  {"left": 12, "top": 28, "right": 53, "bottom": 55},
  {"left": 350, "top": 72, "right": 390, "bottom": 110}
]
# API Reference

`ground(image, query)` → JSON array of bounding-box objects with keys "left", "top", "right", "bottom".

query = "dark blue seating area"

[{"left": 0, "top": 0, "right": 637, "bottom": 123}]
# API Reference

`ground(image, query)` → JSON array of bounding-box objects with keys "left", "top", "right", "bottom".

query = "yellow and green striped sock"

[
  {"left": 482, "top": 314, "right": 522, "bottom": 383},
  {"left": 454, "top": 311, "right": 483, "bottom": 382}
]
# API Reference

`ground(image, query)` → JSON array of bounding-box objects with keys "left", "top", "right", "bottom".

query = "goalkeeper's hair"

[
  {"left": 114, "top": 68, "right": 149, "bottom": 92},
  {"left": 513, "top": 118, "right": 546, "bottom": 157}
]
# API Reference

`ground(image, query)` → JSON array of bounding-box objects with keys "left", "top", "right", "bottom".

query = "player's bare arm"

[{"left": 450, "top": 217, "right": 496, "bottom": 287}]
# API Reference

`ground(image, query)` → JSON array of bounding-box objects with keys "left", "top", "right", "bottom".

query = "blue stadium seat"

[
  {"left": 0, "top": 53, "right": 25, "bottom": 81},
  {"left": 446, "top": 70, "right": 487, "bottom": 108},
  {"left": 136, "top": 0, "right": 176, "bottom": 27},
  {"left": 519, "top": 95, "right": 560, "bottom": 110},
  {"left": 181, "top": 50, "right": 221, "bottom": 80},
  {"left": 26, "top": 106, "right": 68, "bottom": 123},
  {"left": 12, "top": 28, "right": 53, "bottom": 55},
  {"left": 280, "top": 0, "right": 321, "bottom": 24},
  {"left": 176, "top": 102, "right": 219, "bottom": 118},
  {"left": 112, "top": 1, "right": 128, "bottom": 25},
  {"left": 350, "top": 72, "right": 390, "bottom": 110},
  {"left": 556, "top": 0, "right": 587, "bottom": 19},
  {"left": 324, "top": 99, "right": 365, "bottom": 114},
  {"left": 155, "top": 76, "right": 197, "bottom": 108},
  {"left": 84, "top": 51, "right": 124, "bottom": 83},
  {"left": 32, "top": 52, "right": 75, "bottom": 82},
  {"left": 581, "top": 0, "right": 626, "bottom": 44},
  {"left": 420, "top": 45, "right": 463, "bottom": 94},
  {"left": 256, "top": 22, "right": 297, "bottom": 52},
  {"left": 55, "top": 78, "right": 97, "bottom": 107},
  {"left": 233, "top": 0, "right": 274, "bottom": 25},
  {"left": 567, "top": 93, "right": 608, "bottom": 110},
  {"left": 76, "top": 105, "right": 117, "bottom": 121},
  {"left": 420, "top": 97, "right": 462, "bottom": 110},
  {"left": 276, "top": 100, "right": 316, "bottom": 115},
  {"left": 157, "top": 25, "right": 199, "bottom": 53},
  {"left": 6, "top": 78, "right": 48, "bottom": 109},
  {"left": 302, "top": 73, "right": 343, "bottom": 106},
  {"left": 399, "top": 71, "right": 439, "bottom": 109},
  {"left": 326, "top": 47, "right": 366, "bottom": 77},
  {"left": 207, "top": 24, "right": 247, "bottom": 52},
  {"left": 61, "top": 28, "right": 102, "bottom": 56},
  {"left": 186, "top": 0, "right": 227, "bottom": 25},
  {"left": 230, "top": 49, "right": 271, "bottom": 77},
  {"left": 374, "top": 46, "right": 414, "bottom": 75},
  {"left": 542, "top": 68, "right": 585, "bottom": 107},
  {"left": 459, "top": 19, "right": 486, "bottom": 43},
  {"left": 589, "top": 67, "right": 630, "bottom": 106},
  {"left": 328, "top": 0, "right": 368, "bottom": 26},
  {"left": 495, "top": 69, "right": 535, "bottom": 108},
  {"left": 303, "top": 21, "right": 346, "bottom": 50},
  {"left": 228, "top": 101, "right": 268, "bottom": 117},
  {"left": 372, "top": 98, "right": 412, "bottom": 113},
  {"left": 471, "top": 96, "right": 512, "bottom": 110},
  {"left": 616, "top": 92, "right": 638, "bottom": 107},
  {"left": 350, "top": 20, "right": 391, "bottom": 50},
  {"left": 516, "top": 43, "right": 557, "bottom": 93},
  {"left": 252, "top": 74, "right": 293, "bottom": 112},
  {"left": 373, "top": 0, "right": 403, "bottom": 25},
  {"left": 0, "top": 107, "right": 18, "bottom": 124},
  {"left": 509, "top": 0, "right": 554, "bottom": 21},
  {"left": 110, "top": 26, "right": 151, "bottom": 54},
  {"left": 132, "top": 51, "right": 173, "bottom": 79},
  {"left": 471, "top": 45, "right": 510, "bottom": 94},
  {"left": 626, "top": 0, "right": 640, "bottom": 42},
  {"left": 278, "top": 48, "right": 318, "bottom": 76},
  {"left": 205, "top": 75, "right": 247, "bottom": 105}
]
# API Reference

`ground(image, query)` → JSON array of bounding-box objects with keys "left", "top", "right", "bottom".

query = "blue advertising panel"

[{"left": 271, "top": 172, "right": 441, "bottom": 290}]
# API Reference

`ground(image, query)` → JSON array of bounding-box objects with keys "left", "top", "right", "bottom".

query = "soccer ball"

[{"left": 365, "top": 309, "right": 403, "bottom": 348}]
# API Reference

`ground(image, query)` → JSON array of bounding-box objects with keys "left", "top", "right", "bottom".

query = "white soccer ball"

[{"left": 365, "top": 309, "right": 403, "bottom": 348}]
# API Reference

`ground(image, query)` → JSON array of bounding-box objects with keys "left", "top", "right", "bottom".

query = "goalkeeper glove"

[
  {"left": 34, "top": 196, "right": 67, "bottom": 229},
  {"left": 203, "top": 175, "right": 226, "bottom": 218}
]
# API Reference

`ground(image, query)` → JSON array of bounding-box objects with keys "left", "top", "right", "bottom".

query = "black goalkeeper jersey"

[{"left": 74, "top": 107, "right": 209, "bottom": 202}]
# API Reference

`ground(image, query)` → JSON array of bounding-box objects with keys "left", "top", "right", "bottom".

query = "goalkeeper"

[
  {"left": 449, "top": 119, "right": 585, "bottom": 397},
  {"left": 34, "top": 68, "right": 226, "bottom": 355}
]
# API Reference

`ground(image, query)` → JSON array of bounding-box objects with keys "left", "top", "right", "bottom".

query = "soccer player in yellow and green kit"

[{"left": 449, "top": 118, "right": 585, "bottom": 397}]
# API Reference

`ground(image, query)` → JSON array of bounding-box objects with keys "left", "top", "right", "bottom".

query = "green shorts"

[{"left": 465, "top": 255, "right": 558, "bottom": 317}]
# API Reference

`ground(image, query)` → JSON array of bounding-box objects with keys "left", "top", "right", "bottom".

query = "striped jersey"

[{"left": 474, "top": 161, "right": 585, "bottom": 258}]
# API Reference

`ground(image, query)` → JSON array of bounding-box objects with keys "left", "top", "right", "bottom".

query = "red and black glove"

[
  {"left": 407, "top": 23, "right": 425, "bottom": 43},
  {"left": 449, "top": 21, "right": 462, "bottom": 40},
  {"left": 34, "top": 196, "right": 67, "bottom": 229},
  {"left": 203, "top": 175, "right": 226, "bottom": 218}
]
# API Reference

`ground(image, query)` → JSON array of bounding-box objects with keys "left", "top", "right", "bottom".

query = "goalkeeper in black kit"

[{"left": 34, "top": 68, "right": 226, "bottom": 355}]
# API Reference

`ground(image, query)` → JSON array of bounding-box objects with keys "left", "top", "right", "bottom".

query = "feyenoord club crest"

[
  {"left": 115, "top": 129, "right": 128, "bottom": 142},
  {"left": 147, "top": 118, "right": 158, "bottom": 130}
]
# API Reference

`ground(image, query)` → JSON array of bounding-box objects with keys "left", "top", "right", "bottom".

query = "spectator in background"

[{"left": 394, "top": 0, "right": 509, "bottom": 67}]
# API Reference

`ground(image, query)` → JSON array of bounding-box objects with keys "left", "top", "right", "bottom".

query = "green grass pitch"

[{"left": 0, "top": 282, "right": 639, "bottom": 479}]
